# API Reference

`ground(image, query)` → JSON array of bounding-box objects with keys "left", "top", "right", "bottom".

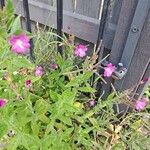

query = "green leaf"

[
  {"left": 31, "top": 121, "right": 39, "bottom": 136},
  {"left": 112, "top": 142, "right": 125, "bottom": 150},
  {"left": 34, "top": 99, "right": 48, "bottom": 115},
  {"left": 131, "top": 119, "right": 142, "bottom": 130},
  {"left": 59, "top": 115, "right": 72, "bottom": 126},
  {"left": 78, "top": 86, "right": 96, "bottom": 93},
  {"left": 0, "top": 122, "right": 8, "bottom": 138},
  {"left": 62, "top": 88, "right": 76, "bottom": 104},
  {"left": 49, "top": 90, "right": 59, "bottom": 102},
  {"left": 82, "top": 71, "right": 93, "bottom": 81},
  {"left": 9, "top": 15, "right": 22, "bottom": 35}
]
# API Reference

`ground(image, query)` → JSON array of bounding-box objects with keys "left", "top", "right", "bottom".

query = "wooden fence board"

[
  {"left": 13, "top": 0, "right": 119, "bottom": 49},
  {"left": 13, "top": 0, "right": 100, "bottom": 44},
  {"left": 115, "top": 0, "right": 150, "bottom": 90},
  {"left": 63, "top": 0, "right": 75, "bottom": 11},
  {"left": 135, "top": 63, "right": 150, "bottom": 99},
  {"left": 109, "top": 0, "right": 138, "bottom": 64},
  {"left": 101, "top": 0, "right": 138, "bottom": 96},
  {"left": 35, "top": 0, "right": 53, "bottom": 5},
  {"left": 103, "top": 0, "right": 123, "bottom": 49},
  {"left": 75, "top": 0, "right": 101, "bottom": 18},
  {"left": 119, "top": 10, "right": 150, "bottom": 91}
]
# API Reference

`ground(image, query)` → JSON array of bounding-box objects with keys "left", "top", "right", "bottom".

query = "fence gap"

[{"left": 57, "top": 0, "right": 63, "bottom": 55}]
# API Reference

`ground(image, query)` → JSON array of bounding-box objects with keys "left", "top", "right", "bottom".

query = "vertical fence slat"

[
  {"left": 114, "top": 0, "right": 150, "bottom": 90},
  {"left": 135, "top": 62, "right": 150, "bottom": 99},
  {"left": 100, "top": 0, "right": 138, "bottom": 98},
  {"left": 64, "top": 0, "right": 75, "bottom": 11},
  {"left": 96, "top": 0, "right": 111, "bottom": 50},
  {"left": 75, "top": 0, "right": 101, "bottom": 18},
  {"left": 103, "top": 0, "right": 123, "bottom": 50},
  {"left": 23, "top": 0, "right": 34, "bottom": 60},
  {"left": 57, "top": 0, "right": 63, "bottom": 55},
  {"left": 117, "top": 9, "right": 150, "bottom": 93}
]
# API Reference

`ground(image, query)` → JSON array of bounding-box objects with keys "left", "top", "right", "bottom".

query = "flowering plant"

[{"left": 0, "top": 1, "right": 149, "bottom": 150}]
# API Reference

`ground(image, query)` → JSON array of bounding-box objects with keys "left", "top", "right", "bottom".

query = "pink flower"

[
  {"left": 135, "top": 98, "right": 148, "bottom": 111},
  {"left": 104, "top": 63, "right": 116, "bottom": 77},
  {"left": 34, "top": 66, "right": 44, "bottom": 77},
  {"left": 0, "top": 99, "right": 7, "bottom": 108},
  {"left": 140, "top": 77, "right": 149, "bottom": 84},
  {"left": 25, "top": 80, "right": 32, "bottom": 88},
  {"left": 88, "top": 99, "right": 96, "bottom": 107},
  {"left": 9, "top": 34, "right": 30, "bottom": 54},
  {"left": 50, "top": 63, "right": 58, "bottom": 70},
  {"left": 74, "top": 44, "right": 88, "bottom": 58}
]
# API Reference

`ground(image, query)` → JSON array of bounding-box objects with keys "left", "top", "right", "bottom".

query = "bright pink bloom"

[
  {"left": 0, "top": 99, "right": 7, "bottom": 108},
  {"left": 135, "top": 98, "right": 148, "bottom": 111},
  {"left": 74, "top": 44, "right": 88, "bottom": 58},
  {"left": 88, "top": 99, "right": 96, "bottom": 107},
  {"left": 50, "top": 63, "right": 58, "bottom": 70},
  {"left": 25, "top": 80, "right": 32, "bottom": 88},
  {"left": 34, "top": 66, "right": 44, "bottom": 77},
  {"left": 9, "top": 34, "right": 30, "bottom": 54},
  {"left": 104, "top": 63, "right": 116, "bottom": 77}
]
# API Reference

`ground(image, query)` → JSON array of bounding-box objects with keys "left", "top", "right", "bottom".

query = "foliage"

[{"left": 0, "top": 1, "right": 149, "bottom": 150}]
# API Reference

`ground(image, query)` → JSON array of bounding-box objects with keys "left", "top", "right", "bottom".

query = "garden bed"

[{"left": 0, "top": 1, "right": 149, "bottom": 150}]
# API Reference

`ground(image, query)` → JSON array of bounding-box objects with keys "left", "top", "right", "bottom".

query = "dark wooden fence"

[{"left": 4, "top": 0, "right": 150, "bottom": 100}]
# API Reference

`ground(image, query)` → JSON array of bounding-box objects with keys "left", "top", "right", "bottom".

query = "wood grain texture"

[
  {"left": 35, "top": 0, "right": 53, "bottom": 5},
  {"left": 75, "top": 0, "right": 101, "bottom": 18},
  {"left": 101, "top": 0, "right": 138, "bottom": 96},
  {"left": 13, "top": 0, "right": 117, "bottom": 49},
  {"left": 109, "top": 0, "right": 138, "bottom": 64},
  {"left": 103, "top": 0, "right": 123, "bottom": 49},
  {"left": 13, "top": 0, "right": 100, "bottom": 44},
  {"left": 120, "top": 10, "right": 150, "bottom": 91},
  {"left": 63, "top": 0, "right": 75, "bottom": 11},
  {"left": 135, "top": 63, "right": 150, "bottom": 100}
]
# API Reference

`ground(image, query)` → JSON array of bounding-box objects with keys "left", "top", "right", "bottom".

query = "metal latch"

[{"left": 113, "top": 63, "right": 127, "bottom": 80}]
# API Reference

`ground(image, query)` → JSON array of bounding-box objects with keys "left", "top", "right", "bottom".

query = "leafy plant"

[{"left": 0, "top": 1, "right": 149, "bottom": 150}]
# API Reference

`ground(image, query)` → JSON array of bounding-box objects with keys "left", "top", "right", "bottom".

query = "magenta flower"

[
  {"left": 88, "top": 99, "right": 97, "bottom": 107},
  {"left": 25, "top": 80, "right": 32, "bottom": 88},
  {"left": 74, "top": 44, "right": 88, "bottom": 58},
  {"left": 9, "top": 34, "right": 30, "bottom": 54},
  {"left": 34, "top": 66, "right": 44, "bottom": 77},
  {"left": 104, "top": 63, "right": 116, "bottom": 77},
  {"left": 135, "top": 98, "right": 148, "bottom": 111},
  {"left": 0, "top": 99, "right": 7, "bottom": 108},
  {"left": 50, "top": 63, "right": 58, "bottom": 70}
]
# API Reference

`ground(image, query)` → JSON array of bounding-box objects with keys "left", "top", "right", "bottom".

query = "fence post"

[
  {"left": 91, "top": 0, "right": 110, "bottom": 88},
  {"left": 57, "top": 0, "right": 63, "bottom": 55},
  {"left": 23, "top": 0, "right": 34, "bottom": 60}
]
